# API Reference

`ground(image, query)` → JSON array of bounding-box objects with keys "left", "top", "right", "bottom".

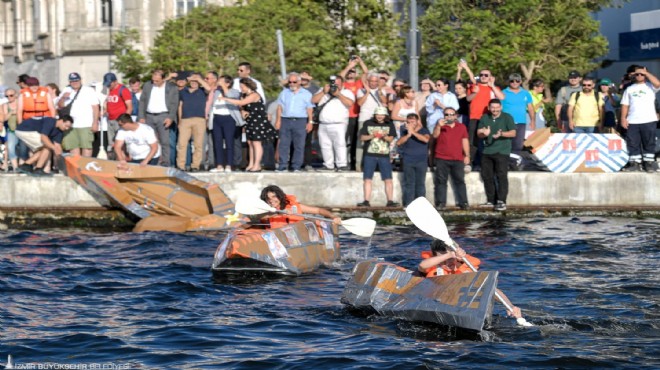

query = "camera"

[
  {"left": 329, "top": 75, "right": 338, "bottom": 94},
  {"left": 350, "top": 55, "right": 358, "bottom": 61}
]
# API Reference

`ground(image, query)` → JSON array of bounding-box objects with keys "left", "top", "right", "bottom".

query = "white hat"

[{"left": 374, "top": 106, "right": 389, "bottom": 115}]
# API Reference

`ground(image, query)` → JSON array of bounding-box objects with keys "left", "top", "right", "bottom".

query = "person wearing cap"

[
  {"left": 356, "top": 106, "right": 399, "bottom": 207},
  {"left": 137, "top": 69, "right": 180, "bottom": 167},
  {"left": 597, "top": 78, "right": 620, "bottom": 134},
  {"left": 340, "top": 56, "right": 369, "bottom": 171},
  {"left": 620, "top": 65, "right": 660, "bottom": 172},
  {"left": 501, "top": 72, "right": 535, "bottom": 170},
  {"left": 555, "top": 70, "right": 583, "bottom": 133},
  {"left": 176, "top": 72, "right": 208, "bottom": 172},
  {"left": 567, "top": 76, "right": 605, "bottom": 134},
  {"left": 103, "top": 72, "right": 133, "bottom": 156},
  {"left": 15, "top": 114, "right": 73, "bottom": 176},
  {"left": 56, "top": 72, "right": 100, "bottom": 157}
]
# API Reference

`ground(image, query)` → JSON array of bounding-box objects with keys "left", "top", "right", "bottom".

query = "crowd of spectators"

[{"left": 2, "top": 58, "right": 658, "bottom": 210}]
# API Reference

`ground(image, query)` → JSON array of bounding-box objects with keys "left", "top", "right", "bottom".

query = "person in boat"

[
  {"left": 419, "top": 239, "right": 523, "bottom": 319},
  {"left": 259, "top": 185, "right": 341, "bottom": 228}
]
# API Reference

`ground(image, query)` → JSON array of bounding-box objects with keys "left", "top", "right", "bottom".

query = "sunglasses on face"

[
  {"left": 510, "top": 80, "right": 521, "bottom": 83},
  {"left": 479, "top": 74, "right": 490, "bottom": 77},
  {"left": 631, "top": 73, "right": 644, "bottom": 77},
  {"left": 288, "top": 80, "right": 298, "bottom": 84},
  {"left": 6, "top": 94, "right": 14, "bottom": 97},
  {"left": 445, "top": 113, "right": 456, "bottom": 116},
  {"left": 582, "top": 84, "right": 593, "bottom": 87}
]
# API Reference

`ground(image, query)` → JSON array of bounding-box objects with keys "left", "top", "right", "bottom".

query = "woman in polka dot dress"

[{"left": 221, "top": 77, "right": 276, "bottom": 172}]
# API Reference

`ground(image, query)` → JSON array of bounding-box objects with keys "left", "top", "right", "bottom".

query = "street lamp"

[{"left": 101, "top": 0, "right": 113, "bottom": 71}]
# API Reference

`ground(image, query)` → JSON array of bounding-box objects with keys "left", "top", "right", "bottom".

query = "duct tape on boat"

[{"left": 262, "top": 231, "right": 289, "bottom": 259}]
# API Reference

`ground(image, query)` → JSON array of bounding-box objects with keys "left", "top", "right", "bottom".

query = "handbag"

[
  {"left": 312, "top": 95, "right": 335, "bottom": 123},
  {"left": 57, "top": 88, "right": 80, "bottom": 117}
]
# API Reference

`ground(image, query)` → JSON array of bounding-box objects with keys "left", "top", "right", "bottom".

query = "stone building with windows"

[{"left": 0, "top": 0, "right": 231, "bottom": 88}]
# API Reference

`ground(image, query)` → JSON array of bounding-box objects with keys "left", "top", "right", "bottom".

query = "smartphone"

[{"left": 460, "top": 58, "right": 466, "bottom": 64}]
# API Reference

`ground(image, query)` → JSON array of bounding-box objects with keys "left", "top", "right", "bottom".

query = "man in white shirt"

[
  {"left": 620, "top": 65, "right": 660, "bottom": 172},
  {"left": 233, "top": 62, "right": 266, "bottom": 103},
  {"left": 114, "top": 113, "right": 161, "bottom": 168},
  {"left": 312, "top": 75, "right": 355, "bottom": 171},
  {"left": 57, "top": 72, "right": 100, "bottom": 157}
]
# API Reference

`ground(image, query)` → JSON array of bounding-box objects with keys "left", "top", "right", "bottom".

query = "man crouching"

[{"left": 15, "top": 115, "right": 73, "bottom": 176}]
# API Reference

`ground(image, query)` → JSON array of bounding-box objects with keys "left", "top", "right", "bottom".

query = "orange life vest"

[
  {"left": 420, "top": 250, "right": 481, "bottom": 277},
  {"left": 21, "top": 87, "right": 53, "bottom": 119},
  {"left": 267, "top": 194, "right": 305, "bottom": 229}
]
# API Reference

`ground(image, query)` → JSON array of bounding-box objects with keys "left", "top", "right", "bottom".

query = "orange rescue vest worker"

[
  {"left": 418, "top": 239, "right": 523, "bottom": 319},
  {"left": 260, "top": 184, "right": 341, "bottom": 229},
  {"left": 17, "top": 77, "right": 56, "bottom": 123}
]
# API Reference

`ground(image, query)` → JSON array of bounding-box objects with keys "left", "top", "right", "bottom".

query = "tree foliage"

[
  {"left": 419, "top": 0, "right": 623, "bottom": 86},
  {"left": 111, "top": 29, "right": 149, "bottom": 81},
  {"left": 147, "top": 0, "right": 403, "bottom": 96}
]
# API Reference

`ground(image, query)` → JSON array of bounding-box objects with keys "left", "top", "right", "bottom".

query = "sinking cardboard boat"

[
  {"left": 59, "top": 155, "right": 242, "bottom": 232},
  {"left": 211, "top": 220, "right": 340, "bottom": 276},
  {"left": 524, "top": 128, "right": 628, "bottom": 172},
  {"left": 341, "top": 260, "right": 498, "bottom": 332}
]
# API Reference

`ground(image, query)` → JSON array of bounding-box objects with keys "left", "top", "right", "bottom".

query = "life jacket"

[
  {"left": 21, "top": 87, "right": 53, "bottom": 119},
  {"left": 420, "top": 250, "right": 481, "bottom": 277},
  {"left": 267, "top": 194, "right": 305, "bottom": 229}
]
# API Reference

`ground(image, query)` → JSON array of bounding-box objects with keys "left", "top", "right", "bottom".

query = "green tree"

[
  {"left": 419, "top": 0, "right": 622, "bottom": 86},
  {"left": 112, "top": 29, "right": 149, "bottom": 81},
  {"left": 149, "top": 0, "right": 404, "bottom": 96}
]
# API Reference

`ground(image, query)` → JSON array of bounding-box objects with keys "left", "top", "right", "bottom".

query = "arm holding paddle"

[{"left": 297, "top": 204, "right": 341, "bottom": 225}]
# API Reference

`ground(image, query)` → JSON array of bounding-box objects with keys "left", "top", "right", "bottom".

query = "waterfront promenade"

[{"left": 2, "top": 171, "right": 658, "bottom": 212}]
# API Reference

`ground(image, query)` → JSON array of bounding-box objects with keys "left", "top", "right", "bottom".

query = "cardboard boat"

[
  {"left": 59, "top": 155, "right": 242, "bottom": 232},
  {"left": 211, "top": 220, "right": 340, "bottom": 276},
  {"left": 341, "top": 260, "right": 498, "bottom": 332},
  {"left": 524, "top": 128, "right": 628, "bottom": 173}
]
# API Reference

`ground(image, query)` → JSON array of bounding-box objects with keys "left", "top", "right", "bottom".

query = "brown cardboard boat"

[
  {"left": 59, "top": 154, "right": 242, "bottom": 232},
  {"left": 211, "top": 219, "right": 340, "bottom": 276}
]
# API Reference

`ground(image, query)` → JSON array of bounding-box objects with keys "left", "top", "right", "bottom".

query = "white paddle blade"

[
  {"left": 405, "top": 197, "right": 452, "bottom": 245},
  {"left": 97, "top": 149, "right": 108, "bottom": 160},
  {"left": 341, "top": 218, "right": 376, "bottom": 237},
  {"left": 235, "top": 196, "right": 275, "bottom": 215},
  {"left": 517, "top": 318, "right": 534, "bottom": 327}
]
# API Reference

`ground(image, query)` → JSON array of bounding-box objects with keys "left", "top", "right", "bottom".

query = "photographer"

[{"left": 311, "top": 75, "right": 355, "bottom": 171}]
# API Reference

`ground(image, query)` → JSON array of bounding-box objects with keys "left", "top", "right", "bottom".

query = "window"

[{"left": 175, "top": 0, "right": 205, "bottom": 17}]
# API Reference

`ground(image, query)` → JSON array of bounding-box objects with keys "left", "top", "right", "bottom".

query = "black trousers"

[{"left": 481, "top": 153, "right": 509, "bottom": 204}]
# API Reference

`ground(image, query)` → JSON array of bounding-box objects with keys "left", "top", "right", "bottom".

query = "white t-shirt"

[
  {"left": 318, "top": 89, "right": 355, "bottom": 124},
  {"left": 357, "top": 88, "right": 383, "bottom": 123},
  {"left": 58, "top": 86, "right": 100, "bottom": 128},
  {"left": 621, "top": 82, "right": 660, "bottom": 124},
  {"left": 115, "top": 123, "right": 161, "bottom": 160}
]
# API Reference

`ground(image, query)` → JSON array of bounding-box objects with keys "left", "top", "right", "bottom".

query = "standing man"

[
  {"left": 311, "top": 75, "right": 355, "bottom": 171},
  {"left": 103, "top": 72, "right": 133, "bottom": 156},
  {"left": 177, "top": 73, "right": 208, "bottom": 172},
  {"left": 466, "top": 65, "right": 505, "bottom": 167},
  {"left": 396, "top": 113, "right": 430, "bottom": 207},
  {"left": 477, "top": 99, "right": 516, "bottom": 211},
  {"left": 567, "top": 76, "right": 605, "bottom": 134},
  {"left": 620, "top": 66, "right": 660, "bottom": 172},
  {"left": 275, "top": 72, "right": 314, "bottom": 172},
  {"left": 301, "top": 71, "right": 320, "bottom": 171},
  {"left": 555, "top": 70, "right": 583, "bottom": 133},
  {"left": 432, "top": 107, "right": 470, "bottom": 210},
  {"left": 340, "top": 56, "right": 368, "bottom": 171},
  {"left": 233, "top": 62, "right": 266, "bottom": 102},
  {"left": 501, "top": 73, "right": 535, "bottom": 170},
  {"left": 137, "top": 69, "right": 179, "bottom": 166},
  {"left": 57, "top": 72, "right": 100, "bottom": 157},
  {"left": 114, "top": 113, "right": 161, "bottom": 168},
  {"left": 356, "top": 72, "right": 388, "bottom": 171},
  {"left": 128, "top": 77, "right": 142, "bottom": 122}
]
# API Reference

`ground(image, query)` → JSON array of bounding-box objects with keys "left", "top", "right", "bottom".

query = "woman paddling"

[
  {"left": 419, "top": 239, "right": 523, "bottom": 319},
  {"left": 259, "top": 185, "right": 341, "bottom": 228}
]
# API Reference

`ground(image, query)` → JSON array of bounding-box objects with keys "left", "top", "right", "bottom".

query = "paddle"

[
  {"left": 405, "top": 196, "right": 533, "bottom": 327},
  {"left": 98, "top": 122, "right": 108, "bottom": 160},
  {"left": 235, "top": 196, "right": 376, "bottom": 238}
]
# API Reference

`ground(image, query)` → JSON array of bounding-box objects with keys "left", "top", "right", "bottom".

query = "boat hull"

[
  {"left": 59, "top": 155, "right": 241, "bottom": 232},
  {"left": 212, "top": 220, "right": 340, "bottom": 276},
  {"left": 341, "top": 260, "right": 498, "bottom": 332}
]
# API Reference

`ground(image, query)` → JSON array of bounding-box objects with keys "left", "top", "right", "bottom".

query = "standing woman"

[
  {"left": 530, "top": 79, "right": 552, "bottom": 130},
  {"left": 415, "top": 79, "right": 435, "bottom": 128},
  {"left": 221, "top": 77, "right": 276, "bottom": 172},
  {"left": 208, "top": 75, "right": 244, "bottom": 173},
  {"left": 454, "top": 81, "right": 470, "bottom": 126},
  {"left": 391, "top": 85, "right": 419, "bottom": 166},
  {"left": 598, "top": 78, "right": 621, "bottom": 134},
  {"left": 2, "top": 89, "right": 19, "bottom": 171}
]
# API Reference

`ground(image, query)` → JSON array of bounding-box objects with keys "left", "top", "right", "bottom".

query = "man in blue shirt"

[
  {"left": 501, "top": 73, "right": 535, "bottom": 170},
  {"left": 177, "top": 73, "right": 208, "bottom": 172},
  {"left": 275, "top": 72, "right": 314, "bottom": 172},
  {"left": 15, "top": 115, "right": 73, "bottom": 176}
]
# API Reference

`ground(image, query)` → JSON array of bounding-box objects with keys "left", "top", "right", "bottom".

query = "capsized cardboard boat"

[
  {"left": 524, "top": 128, "right": 628, "bottom": 173},
  {"left": 341, "top": 260, "right": 498, "bottom": 332},
  {"left": 212, "top": 220, "right": 340, "bottom": 276},
  {"left": 59, "top": 155, "right": 242, "bottom": 232}
]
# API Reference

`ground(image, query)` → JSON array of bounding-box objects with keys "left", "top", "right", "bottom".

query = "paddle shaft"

[{"left": 447, "top": 242, "right": 515, "bottom": 312}]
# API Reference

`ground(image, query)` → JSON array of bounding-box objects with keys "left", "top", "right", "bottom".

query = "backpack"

[
  {"left": 118, "top": 85, "right": 139, "bottom": 116},
  {"left": 570, "top": 91, "right": 601, "bottom": 122}
]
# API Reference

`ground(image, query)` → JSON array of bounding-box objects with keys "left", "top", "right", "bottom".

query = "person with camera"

[
  {"left": 340, "top": 55, "right": 369, "bottom": 171},
  {"left": 311, "top": 75, "right": 355, "bottom": 171}
]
